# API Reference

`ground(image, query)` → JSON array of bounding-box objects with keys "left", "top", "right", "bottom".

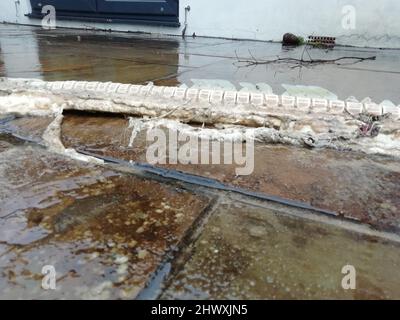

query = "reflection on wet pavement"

[
  {"left": 0, "top": 141, "right": 211, "bottom": 299},
  {"left": 1, "top": 25, "right": 399, "bottom": 102},
  {"left": 163, "top": 200, "right": 400, "bottom": 300}
]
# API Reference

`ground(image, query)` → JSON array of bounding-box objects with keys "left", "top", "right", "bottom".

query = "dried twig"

[{"left": 234, "top": 50, "right": 376, "bottom": 68}]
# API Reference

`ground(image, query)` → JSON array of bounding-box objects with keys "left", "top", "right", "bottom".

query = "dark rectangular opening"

[{"left": 27, "top": 0, "right": 180, "bottom": 27}]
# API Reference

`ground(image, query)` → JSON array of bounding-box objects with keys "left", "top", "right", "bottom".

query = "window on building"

[{"left": 28, "top": 0, "right": 180, "bottom": 27}]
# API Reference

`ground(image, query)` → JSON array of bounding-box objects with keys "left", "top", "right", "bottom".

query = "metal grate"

[{"left": 307, "top": 36, "right": 336, "bottom": 47}]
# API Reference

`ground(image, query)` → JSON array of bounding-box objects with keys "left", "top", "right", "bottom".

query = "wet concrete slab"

[
  {"left": 0, "top": 132, "right": 24, "bottom": 152},
  {"left": 55, "top": 113, "right": 400, "bottom": 234},
  {"left": 1, "top": 114, "right": 400, "bottom": 299},
  {"left": 1, "top": 24, "right": 399, "bottom": 102},
  {"left": 0, "top": 140, "right": 211, "bottom": 299},
  {"left": 1, "top": 23, "right": 400, "bottom": 300},
  {"left": 0, "top": 116, "right": 54, "bottom": 143},
  {"left": 162, "top": 199, "right": 400, "bottom": 300}
]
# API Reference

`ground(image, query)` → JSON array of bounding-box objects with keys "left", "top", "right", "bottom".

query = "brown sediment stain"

[
  {"left": 4, "top": 114, "right": 400, "bottom": 234},
  {"left": 58, "top": 113, "right": 400, "bottom": 233},
  {"left": 60, "top": 113, "right": 145, "bottom": 160},
  {"left": 52, "top": 194, "right": 120, "bottom": 233},
  {"left": 0, "top": 141, "right": 211, "bottom": 299}
]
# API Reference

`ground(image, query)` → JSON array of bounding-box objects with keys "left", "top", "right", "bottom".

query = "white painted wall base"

[{"left": 1, "top": 0, "right": 400, "bottom": 48}]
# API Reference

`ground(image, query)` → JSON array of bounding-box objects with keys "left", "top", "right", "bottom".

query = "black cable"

[{"left": 77, "top": 148, "right": 340, "bottom": 218}]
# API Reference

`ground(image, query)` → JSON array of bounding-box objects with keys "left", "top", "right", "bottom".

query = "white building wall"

[{"left": 1, "top": 0, "right": 400, "bottom": 48}]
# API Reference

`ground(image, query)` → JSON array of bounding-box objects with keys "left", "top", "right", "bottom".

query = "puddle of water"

[
  {"left": 61, "top": 113, "right": 139, "bottom": 158},
  {"left": 0, "top": 26, "right": 181, "bottom": 84},
  {"left": 0, "top": 139, "right": 211, "bottom": 299},
  {"left": 0, "top": 146, "right": 113, "bottom": 221},
  {"left": 162, "top": 200, "right": 400, "bottom": 300},
  {"left": 2, "top": 114, "right": 400, "bottom": 299},
  {"left": 1, "top": 25, "right": 400, "bottom": 102}
]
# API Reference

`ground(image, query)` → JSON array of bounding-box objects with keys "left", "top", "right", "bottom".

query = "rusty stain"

[
  {"left": 0, "top": 139, "right": 210, "bottom": 299},
  {"left": 58, "top": 113, "right": 400, "bottom": 233}
]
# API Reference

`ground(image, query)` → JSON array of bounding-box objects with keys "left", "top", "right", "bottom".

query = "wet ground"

[
  {"left": 1, "top": 113, "right": 400, "bottom": 299},
  {"left": 57, "top": 113, "right": 400, "bottom": 233},
  {"left": 0, "top": 140, "right": 212, "bottom": 299},
  {"left": 163, "top": 201, "right": 400, "bottom": 300},
  {"left": 0, "top": 24, "right": 400, "bottom": 103},
  {"left": 1, "top": 24, "right": 400, "bottom": 299}
]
